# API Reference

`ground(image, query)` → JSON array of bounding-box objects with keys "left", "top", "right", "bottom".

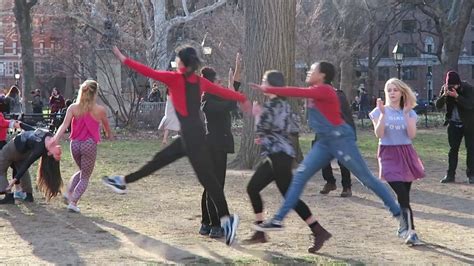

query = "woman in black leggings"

[
  {"left": 102, "top": 46, "right": 250, "bottom": 246},
  {"left": 245, "top": 70, "right": 323, "bottom": 254}
]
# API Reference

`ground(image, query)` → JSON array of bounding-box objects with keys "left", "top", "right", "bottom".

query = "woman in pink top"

[{"left": 52, "top": 80, "right": 113, "bottom": 213}]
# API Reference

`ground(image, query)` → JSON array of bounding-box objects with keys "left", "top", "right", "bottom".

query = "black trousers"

[
  {"left": 247, "top": 152, "right": 312, "bottom": 221},
  {"left": 125, "top": 135, "right": 230, "bottom": 219},
  {"left": 447, "top": 122, "right": 474, "bottom": 177},
  {"left": 312, "top": 137, "right": 352, "bottom": 188},
  {"left": 201, "top": 148, "right": 228, "bottom": 226},
  {"left": 388, "top": 181, "right": 414, "bottom": 230}
]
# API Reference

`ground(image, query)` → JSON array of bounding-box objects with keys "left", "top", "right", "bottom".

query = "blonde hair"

[
  {"left": 76, "top": 80, "right": 98, "bottom": 115},
  {"left": 384, "top": 78, "right": 417, "bottom": 109}
]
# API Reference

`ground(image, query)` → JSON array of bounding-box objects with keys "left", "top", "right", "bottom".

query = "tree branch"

[
  {"left": 168, "top": 0, "right": 226, "bottom": 27},
  {"left": 136, "top": 0, "right": 154, "bottom": 40},
  {"left": 181, "top": 0, "right": 190, "bottom": 17}
]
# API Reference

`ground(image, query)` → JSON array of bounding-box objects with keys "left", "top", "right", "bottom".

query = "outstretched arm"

[
  {"left": 113, "top": 47, "right": 176, "bottom": 87},
  {"left": 250, "top": 83, "right": 332, "bottom": 100},
  {"left": 201, "top": 78, "right": 246, "bottom": 102}
]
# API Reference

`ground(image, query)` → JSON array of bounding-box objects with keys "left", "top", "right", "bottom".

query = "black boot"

[
  {"left": 25, "top": 193, "right": 34, "bottom": 202},
  {"left": 308, "top": 222, "right": 332, "bottom": 253},
  {"left": 440, "top": 175, "right": 455, "bottom": 183},
  {"left": 0, "top": 193, "right": 15, "bottom": 204}
]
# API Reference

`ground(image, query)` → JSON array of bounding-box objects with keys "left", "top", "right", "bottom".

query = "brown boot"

[
  {"left": 308, "top": 223, "right": 332, "bottom": 253},
  {"left": 319, "top": 183, "right": 336, "bottom": 194},
  {"left": 243, "top": 231, "right": 268, "bottom": 244},
  {"left": 340, "top": 187, "right": 352, "bottom": 197}
]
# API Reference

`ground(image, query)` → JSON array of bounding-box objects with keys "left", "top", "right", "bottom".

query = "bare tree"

[
  {"left": 415, "top": 0, "right": 474, "bottom": 72},
  {"left": 13, "top": 0, "right": 38, "bottom": 109},
  {"left": 231, "top": 0, "right": 297, "bottom": 169}
]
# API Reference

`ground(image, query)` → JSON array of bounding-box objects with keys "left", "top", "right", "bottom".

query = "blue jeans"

[{"left": 274, "top": 134, "right": 400, "bottom": 221}]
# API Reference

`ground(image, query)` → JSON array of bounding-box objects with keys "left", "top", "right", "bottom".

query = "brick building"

[
  {"left": 359, "top": 7, "right": 474, "bottom": 101},
  {"left": 0, "top": 1, "right": 68, "bottom": 97}
]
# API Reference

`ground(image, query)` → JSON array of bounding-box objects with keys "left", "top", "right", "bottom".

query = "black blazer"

[
  {"left": 436, "top": 81, "right": 474, "bottom": 130},
  {"left": 201, "top": 81, "right": 240, "bottom": 153}
]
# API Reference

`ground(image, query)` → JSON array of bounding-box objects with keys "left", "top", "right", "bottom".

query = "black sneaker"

[
  {"left": 199, "top": 224, "right": 211, "bottom": 235},
  {"left": 102, "top": 175, "right": 127, "bottom": 194},
  {"left": 252, "top": 219, "right": 283, "bottom": 232},
  {"left": 209, "top": 226, "right": 224, "bottom": 238},
  {"left": 0, "top": 193, "right": 15, "bottom": 204},
  {"left": 222, "top": 214, "right": 239, "bottom": 246},
  {"left": 468, "top": 176, "right": 474, "bottom": 184},
  {"left": 25, "top": 193, "right": 34, "bottom": 202}
]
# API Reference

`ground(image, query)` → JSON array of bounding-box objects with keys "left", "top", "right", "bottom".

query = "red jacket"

[
  {"left": 0, "top": 113, "right": 11, "bottom": 141},
  {"left": 124, "top": 58, "right": 247, "bottom": 117}
]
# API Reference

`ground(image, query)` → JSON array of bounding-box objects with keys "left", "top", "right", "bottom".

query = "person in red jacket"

[
  {"left": 0, "top": 113, "right": 15, "bottom": 148},
  {"left": 102, "top": 46, "right": 250, "bottom": 246}
]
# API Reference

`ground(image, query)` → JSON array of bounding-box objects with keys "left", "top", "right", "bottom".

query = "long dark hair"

[
  {"left": 177, "top": 46, "right": 201, "bottom": 77},
  {"left": 318, "top": 61, "right": 336, "bottom": 84},
  {"left": 6, "top": 86, "right": 20, "bottom": 98},
  {"left": 37, "top": 153, "right": 62, "bottom": 200}
]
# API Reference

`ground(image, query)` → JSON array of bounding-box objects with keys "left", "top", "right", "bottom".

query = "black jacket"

[
  {"left": 336, "top": 89, "right": 356, "bottom": 131},
  {"left": 436, "top": 81, "right": 474, "bottom": 130},
  {"left": 201, "top": 81, "right": 240, "bottom": 153}
]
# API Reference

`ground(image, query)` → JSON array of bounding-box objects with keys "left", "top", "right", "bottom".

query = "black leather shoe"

[
  {"left": 25, "top": 193, "right": 34, "bottom": 202},
  {"left": 0, "top": 193, "right": 15, "bottom": 204},
  {"left": 440, "top": 175, "right": 455, "bottom": 183}
]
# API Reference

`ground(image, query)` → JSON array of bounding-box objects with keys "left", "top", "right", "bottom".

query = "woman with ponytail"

[
  {"left": 0, "top": 122, "right": 62, "bottom": 204},
  {"left": 102, "top": 45, "right": 250, "bottom": 246},
  {"left": 52, "top": 80, "right": 113, "bottom": 213}
]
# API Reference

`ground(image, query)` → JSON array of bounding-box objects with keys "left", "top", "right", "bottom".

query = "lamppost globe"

[
  {"left": 14, "top": 71, "right": 20, "bottom": 86},
  {"left": 392, "top": 42, "right": 404, "bottom": 79}
]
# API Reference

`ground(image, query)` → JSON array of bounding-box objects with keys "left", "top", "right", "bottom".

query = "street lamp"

[
  {"left": 426, "top": 67, "right": 433, "bottom": 101},
  {"left": 14, "top": 70, "right": 20, "bottom": 86},
  {"left": 392, "top": 42, "right": 404, "bottom": 79}
]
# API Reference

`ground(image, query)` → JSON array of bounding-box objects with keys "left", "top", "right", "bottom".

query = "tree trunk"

[
  {"left": 13, "top": 0, "right": 37, "bottom": 111},
  {"left": 339, "top": 55, "right": 354, "bottom": 100},
  {"left": 231, "top": 0, "right": 297, "bottom": 169}
]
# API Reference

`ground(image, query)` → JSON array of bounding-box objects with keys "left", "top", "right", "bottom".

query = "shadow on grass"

[
  {"left": 413, "top": 241, "right": 474, "bottom": 264},
  {"left": 348, "top": 193, "right": 473, "bottom": 228},
  {"left": 233, "top": 244, "right": 364, "bottom": 265}
]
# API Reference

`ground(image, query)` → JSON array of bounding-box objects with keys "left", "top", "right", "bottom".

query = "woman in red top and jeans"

[{"left": 102, "top": 46, "right": 249, "bottom": 246}]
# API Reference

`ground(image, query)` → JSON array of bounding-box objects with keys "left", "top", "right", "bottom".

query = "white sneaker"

[
  {"left": 67, "top": 203, "right": 80, "bottom": 213},
  {"left": 63, "top": 192, "right": 70, "bottom": 205},
  {"left": 14, "top": 191, "right": 27, "bottom": 200}
]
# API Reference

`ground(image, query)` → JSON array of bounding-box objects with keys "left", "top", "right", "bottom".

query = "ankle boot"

[
  {"left": 243, "top": 231, "right": 267, "bottom": 244},
  {"left": 308, "top": 222, "right": 332, "bottom": 253},
  {"left": 25, "top": 193, "right": 34, "bottom": 202},
  {"left": 0, "top": 193, "right": 15, "bottom": 204}
]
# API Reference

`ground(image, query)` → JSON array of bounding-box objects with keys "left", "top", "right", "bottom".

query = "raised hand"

[
  {"left": 403, "top": 98, "right": 412, "bottom": 114},
  {"left": 112, "top": 46, "right": 126, "bottom": 63},
  {"left": 376, "top": 98, "right": 385, "bottom": 114}
]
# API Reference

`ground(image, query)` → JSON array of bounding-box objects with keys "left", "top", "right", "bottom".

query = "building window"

[
  {"left": 0, "top": 62, "right": 5, "bottom": 77},
  {"left": 427, "top": 44, "right": 432, "bottom": 53},
  {"left": 12, "top": 42, "right": 17, "bottom": 55},
  {"left": 403, "top": 43, "right": 418, "bottom": 57},
  {"left": 402, "top": 20, "right": 416, "bottom": 33},
  {"left": 13, "top": 62, "right": 19, "bottom": 74},
  {"left": 402, "top": 66, "right": 417, "bottom": 80},
  {"left": 0, "top": 41, "right": 4, "bottom": 55},
  {"left": 378, "top": 43, "right": 389, "bottom": 58},
  {"left": 40, "top": 41, "right": 45, "bottom": 55},
  {"left": 378, "top": 67, "right": 390, "bottom": 81}
]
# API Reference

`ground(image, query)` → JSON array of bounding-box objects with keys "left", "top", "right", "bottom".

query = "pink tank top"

[{"left": 70, "top": 112, "right": 101, "bottom": 143}]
